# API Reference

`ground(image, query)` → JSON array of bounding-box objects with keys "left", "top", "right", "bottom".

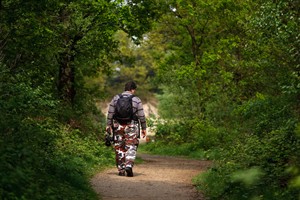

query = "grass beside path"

[{"left": 138, "top": 141, "right": 221, "bottom": 160}]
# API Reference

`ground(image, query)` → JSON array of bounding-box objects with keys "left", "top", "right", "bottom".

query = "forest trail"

[{"left": 91, "top": 154, "right": 211, "bottom": 200}]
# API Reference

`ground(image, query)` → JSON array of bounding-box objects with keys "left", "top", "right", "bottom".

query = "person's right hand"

[{"left": 106, "top": 126, "right": 112, "bottom": 135}]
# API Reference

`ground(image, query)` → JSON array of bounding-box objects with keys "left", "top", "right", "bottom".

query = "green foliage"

[
  {"left": 154, "top": 121, "right": 190, "bottom": 144},
  {"left": 192, "top": 94, "right": 300, "bottom": 199},
  {"left": 0, "top": 66, "right": 114, "bottom": 199},
  {"left": 105, "top": 30, "right": 160, "bottom": 102},
  {"left": 0, "top": 118, "right": 114, "bottom": 200},
  {"left": 236, "top": 95, "right": 296, "bottom": 135},
  {"left": 194, "top": 133, "right": 300, "bottom": 200},
  {"left": 1, "top": 0, "right": 160, "bottom": 199},
  {"left": 142, "top": 0, "right": 300, "bottom": 200},
  {"left": 1, "top": 0, "right": 299, "bottom": 199},
  {"left": 144, "top": 118, "right": 225, "bottom": 160},
  {"left": 154, "top": 118, "right": 226, "bottom": 150},
  {"left": 140, "top": 141, "right": 221, "bottom": 160}
]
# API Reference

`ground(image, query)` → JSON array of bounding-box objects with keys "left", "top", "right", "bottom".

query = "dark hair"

[{"left": 124, "top": 81, "right": 137, "bottom": 91}]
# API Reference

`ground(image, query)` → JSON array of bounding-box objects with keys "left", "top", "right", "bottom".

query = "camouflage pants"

[{"left": 113, "top": 121, "right": 139, "bottom": 172}]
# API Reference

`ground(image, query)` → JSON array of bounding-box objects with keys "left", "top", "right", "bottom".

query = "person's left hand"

[{"left": 141, "top": 129, "right": 147, "bottom": 138}]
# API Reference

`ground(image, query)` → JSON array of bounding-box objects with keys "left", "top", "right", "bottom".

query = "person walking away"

[{"left": 106, "top": 81, "right": 147, "bottom": 177}]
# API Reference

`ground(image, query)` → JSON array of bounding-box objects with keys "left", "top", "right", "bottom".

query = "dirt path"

[{"left": 91, "top": 153, "right": 211, "bottom": 200}]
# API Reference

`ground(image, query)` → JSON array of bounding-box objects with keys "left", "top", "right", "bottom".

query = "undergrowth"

[
  {"left": 139, "top": 141, "right": 222, "bottom": 160},
  {"left": 0, "top": 117, "right": 114, "bottom": 200}
]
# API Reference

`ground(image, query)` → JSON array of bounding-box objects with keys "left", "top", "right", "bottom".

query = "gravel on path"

[{"left": 91, "top": 153, "right": 211, "bottom": 200}]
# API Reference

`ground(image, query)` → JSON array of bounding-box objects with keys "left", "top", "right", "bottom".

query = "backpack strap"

[
  {"left": 118, "top": 94, "right": 135, "bottom": 98},
  {"left": 129, "top": 95, "right": 137, "bottom": 118}
]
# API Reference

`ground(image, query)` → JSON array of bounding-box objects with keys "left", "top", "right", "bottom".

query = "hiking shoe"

[
  {"left": 118, "top": 171, "right": 125, "bottom": 176},
  {"left": 125, "top": 167, "right": 133, "bottom": 177}
]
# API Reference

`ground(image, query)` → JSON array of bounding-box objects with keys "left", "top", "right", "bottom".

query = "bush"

[
  {"left": 0, "top": 75, "right": 114, "bottom": 199},
  {"left": 155, "top": 118, "right": 227, "bottom": 148},
  {"left": 189, "top": 120, "right": 227, "bottom": 150},
  {"left": 0, "top": 117, "right": 114, "bottom": 200},
  {"left": 155, "top": 120, "right": 191, "bottom": 144},
  {"left": 194, "top": 96, "right": 300, "bottom": 200}
]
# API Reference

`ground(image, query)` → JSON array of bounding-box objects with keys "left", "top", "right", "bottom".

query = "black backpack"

[{"left": 114, "top": 94, "right": 135, "bottom": 122}]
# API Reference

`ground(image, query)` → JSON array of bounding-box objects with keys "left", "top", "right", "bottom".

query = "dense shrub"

[
  {"left": 154, "top": 118, "right": 226, "bottom": 148},
  {"left": 143, "top": 118, "right": 225, "bottom": 159},
  {"left": 0, "top": 73, "right": 114, "bottom": 199},
  {"left": 193, "top": 96, "right": 300, "bottom": 200},
  {"left": 0, "top": 117, "right": 114, "bottom": 200}
]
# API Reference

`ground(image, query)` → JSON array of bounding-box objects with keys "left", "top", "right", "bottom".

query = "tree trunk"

[
  {"left": 58, "top": 51, "right": 76, "bottom": 105},
  {"left": 57, "top": 28, "right": 83, "bottom": 104}
]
